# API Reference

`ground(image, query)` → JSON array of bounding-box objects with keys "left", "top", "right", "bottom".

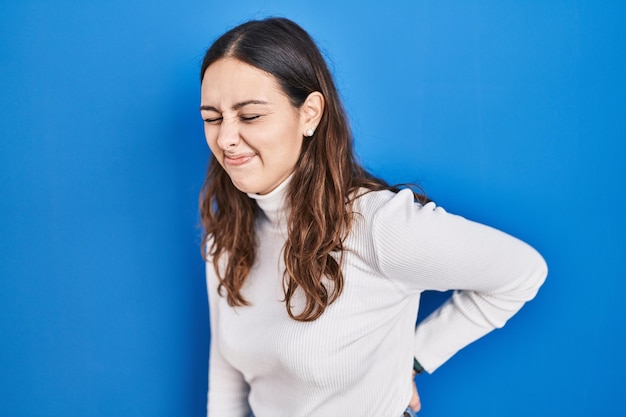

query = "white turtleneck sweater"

[{"left": 205, "top": 179, "right": 547, "bottom": 417}]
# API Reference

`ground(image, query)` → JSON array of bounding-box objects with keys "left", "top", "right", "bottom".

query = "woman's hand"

[{"left": 408, "top": 375, "right": 421, "bottom": 412}]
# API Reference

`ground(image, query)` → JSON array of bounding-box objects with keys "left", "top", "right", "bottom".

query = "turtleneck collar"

[{"left": 247, "top": 176, "right": 291, "bottom": 226}]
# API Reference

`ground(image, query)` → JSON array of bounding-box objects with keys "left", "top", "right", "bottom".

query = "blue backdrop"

[{"left": 1, "top": 1, "right": 624, "bottom": 416}]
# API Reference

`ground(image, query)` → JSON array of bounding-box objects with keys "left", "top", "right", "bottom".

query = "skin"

[
  {"left": 410, "top": 375, "right": 421, "bottom": 413},
  {"left": 200, "top": 57, "right": 422, "bottom": 413},
  {"left": 200, "top": 57, "right": 323, "bottom": 195}
]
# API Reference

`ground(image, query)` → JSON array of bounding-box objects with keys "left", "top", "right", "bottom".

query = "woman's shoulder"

[
  {"left": 353, "top": 187, "right": 429, "bottom": 211},
  {"left": 351, "top": 187, "right": 449, "bottom": 242}
]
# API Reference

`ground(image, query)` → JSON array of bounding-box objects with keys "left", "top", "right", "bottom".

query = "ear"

[{"left": 299, "top": 91, "right": 324, "bottom": 135}]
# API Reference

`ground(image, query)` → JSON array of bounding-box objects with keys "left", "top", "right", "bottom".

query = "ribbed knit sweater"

[{"left": 205, "top": 178, "right": 547, "bottom": 417}]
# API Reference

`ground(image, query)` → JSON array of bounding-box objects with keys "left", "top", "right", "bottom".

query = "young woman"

[{"left": 199, "top": 17, "right": 547, "bottom": 417}]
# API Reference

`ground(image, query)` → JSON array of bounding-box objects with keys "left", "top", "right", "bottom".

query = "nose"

[{"left": 215, "top": 118, "right": 240, "bottom": 150}]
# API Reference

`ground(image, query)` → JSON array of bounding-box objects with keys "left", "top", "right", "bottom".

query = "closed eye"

[
  {"left": 240, "top": 115, "right": 261, "bottom": 122},
  {"left": 203, "top": 117, "right": 223, "bottom": 124}
]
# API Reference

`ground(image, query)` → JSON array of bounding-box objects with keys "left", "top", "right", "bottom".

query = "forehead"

[{"left": 201, "top": 58, "right": 286, "bottom": 105}]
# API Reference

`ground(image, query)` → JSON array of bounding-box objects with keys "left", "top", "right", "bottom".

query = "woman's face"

[{"left": 200, "top": 58, "right": 307, "bottom": 195}]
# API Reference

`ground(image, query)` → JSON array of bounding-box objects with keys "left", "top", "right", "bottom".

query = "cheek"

[
  {"left": 271, "top": 123, "right": 303, "bottom": 154},
  {"left": 284, "top": 132, "right": 305, "bottom": 159},
  {"left": 203, "top": 127, "right": 218, "bottom": 151}
]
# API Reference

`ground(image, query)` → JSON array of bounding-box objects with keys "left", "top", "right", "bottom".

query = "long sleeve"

[
  {"left": 206, "top": 262, "right": 251, "bottom": 417},
  {"left": 371, "top": 189, "right": 548, "bottom": 373}
]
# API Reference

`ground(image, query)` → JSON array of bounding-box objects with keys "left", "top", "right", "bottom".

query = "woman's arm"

[
  {"left": 372, "top": 189, "right": 548, "bottom": 372},
  {"left": 206, "top": 262, "right": 251, "bottom": 417}
]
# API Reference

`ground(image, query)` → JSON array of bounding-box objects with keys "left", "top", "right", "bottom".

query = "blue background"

[{"left": 1, "top": 1, "right": 624, "bottom": 416}]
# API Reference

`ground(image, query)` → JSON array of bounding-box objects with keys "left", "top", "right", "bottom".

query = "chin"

[{"left": 229, "top": 177, "right": 259, "bottom": 194}]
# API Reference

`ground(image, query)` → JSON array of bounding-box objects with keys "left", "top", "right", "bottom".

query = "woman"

[{"left": 199, "top": 17, "right": 547, "bottom": 417}]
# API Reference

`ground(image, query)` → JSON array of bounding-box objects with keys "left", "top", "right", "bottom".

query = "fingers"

[{"left": 409, "top": 377, "right": 421, "bottom": 412}]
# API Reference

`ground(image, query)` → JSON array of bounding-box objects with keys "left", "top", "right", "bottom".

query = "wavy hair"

[{"left": 199, "top": 17, "right": 426, "bottom": 321}]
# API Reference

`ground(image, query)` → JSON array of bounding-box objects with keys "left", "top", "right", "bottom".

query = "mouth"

[{"left": 224, "top": 153, "right": 256, "bottom": 167}]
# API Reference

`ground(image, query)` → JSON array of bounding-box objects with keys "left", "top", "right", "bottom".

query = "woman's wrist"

[{"left": 413, "top": 357, "right": 424, "bottom": 375}]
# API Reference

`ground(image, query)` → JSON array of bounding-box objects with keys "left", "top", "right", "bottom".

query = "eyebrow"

[{"left": 199, "top": 99, "right": 269, "bottom": 112}]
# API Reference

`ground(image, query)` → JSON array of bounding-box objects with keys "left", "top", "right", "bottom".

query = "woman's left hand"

[{"left": 408, "top": 375, "right": 421, "bottom": 412}]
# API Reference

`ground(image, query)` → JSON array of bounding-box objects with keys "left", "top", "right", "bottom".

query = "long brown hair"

[{"left": 199, "top": 17, "right": 426, "bottom": 321}]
